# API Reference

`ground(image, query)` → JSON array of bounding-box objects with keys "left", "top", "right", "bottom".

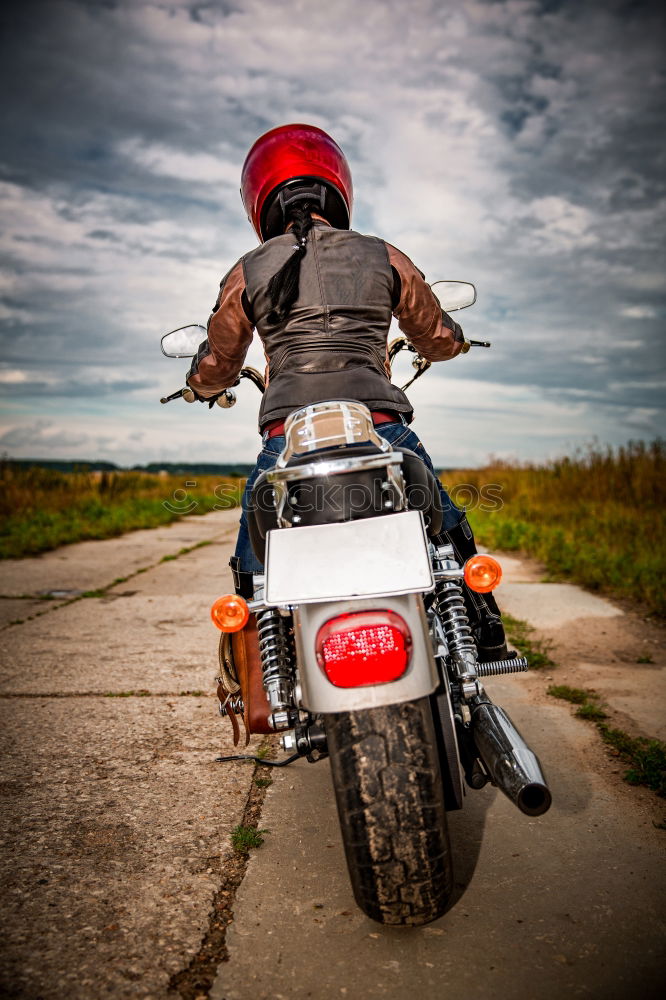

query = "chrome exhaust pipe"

[{"left": 471, "top": 700, "right": 552, "bottom": 816}]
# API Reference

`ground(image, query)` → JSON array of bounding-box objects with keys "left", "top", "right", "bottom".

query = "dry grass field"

[
  {"left": 446, "top": 440, "right": 665, "bottom": 618},
  {"left": 2, "top": 440, "right": 663, "bottom": 618},
  {"left": 0, "top": 464, "right": 242, "bottom": 560}
]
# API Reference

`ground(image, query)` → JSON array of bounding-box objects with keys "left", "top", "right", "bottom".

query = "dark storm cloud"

[
  {"left": 1, "top": 1, "right": 267, "bottom": 192},
  {"left": 0, "top": 377, "right": 154, "bottom": 398},
  {"left": 0, "top": 0, "right": 664, "bottom": 463}
]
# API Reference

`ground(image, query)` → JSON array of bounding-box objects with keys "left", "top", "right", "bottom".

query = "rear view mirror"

[
  {"left": 430, "top": 281, "right": 477, "bottom": 312},
  {"left": 161, "top": 324, "right": 206, "bottom": 358}
]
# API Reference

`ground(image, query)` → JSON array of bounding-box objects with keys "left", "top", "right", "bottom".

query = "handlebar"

[
  {"left": 239, "top": 366, "right": 266, "bottom": 393},
  {"left": 160, "top": 387, "right": 237, "bottom": 407},
  {"left": 160, "top": 387, "right": 187, "bottom": 404},
  {"left": 160, "top": 366, "right": 266, "bottom": 406},
  {"left": 387, "top": 335, "right": 491, "bottom": 390},
  {"left": 388, "top": 335, "right": 490, "bottom": 364},
  {"left": 161, "top": 339, "right": 490, "bottom": 406}
]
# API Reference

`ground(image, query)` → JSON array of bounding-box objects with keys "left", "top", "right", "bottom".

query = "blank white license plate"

[{"left": 264, "top": 509, "right": 434, "bottom": 605}]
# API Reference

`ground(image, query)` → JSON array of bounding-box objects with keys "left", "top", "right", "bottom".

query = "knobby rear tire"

[{"left": 325, "top": 698, "right": 453, "bottom": 926}]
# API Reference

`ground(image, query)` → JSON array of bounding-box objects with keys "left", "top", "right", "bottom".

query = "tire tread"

[{"left": 325, "top": 699, "right": 453, "bottom": 926}]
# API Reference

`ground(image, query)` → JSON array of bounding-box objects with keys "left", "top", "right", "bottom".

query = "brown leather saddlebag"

[
  {"left": 233, "top": 614, "right": 273, "bottom": 736},
  {"left": 217, "top": 615, "right": 272, "bottom": 746}
]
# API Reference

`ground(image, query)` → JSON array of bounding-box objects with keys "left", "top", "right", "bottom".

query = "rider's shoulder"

[
  {"left": 348, "top": 233, "right": 415, "bottom": 265},
  {"left": 380, "top": 240, "right": 423, "bottom": 275},
  {"left": 240, "top": 234, "right": 294, "bottom": 263},
  {"left": 333, "top": 229, "right": 395, "bottom": 259}
]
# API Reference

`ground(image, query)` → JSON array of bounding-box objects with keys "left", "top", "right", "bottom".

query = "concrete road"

[
  {"left": 215, "top": 685, "right": 664, "bottom": 1000},
  {"left": 1, "top": 518, "right": 664, "bottom": 999},
  {"left": 0, "top": 511, "right": 266, "bottom": 999},
  {"left": 213, "top": 554, "right": 666, "bottom": 1000}
]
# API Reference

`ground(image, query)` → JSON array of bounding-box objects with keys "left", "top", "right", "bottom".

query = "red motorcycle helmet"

[{"left": 241, "top": 124, "right": 353, "bottom": 242}]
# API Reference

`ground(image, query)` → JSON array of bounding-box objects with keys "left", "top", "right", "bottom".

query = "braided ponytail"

[{"left": 266, "top": 204, "right": 314, "bottom": 324}]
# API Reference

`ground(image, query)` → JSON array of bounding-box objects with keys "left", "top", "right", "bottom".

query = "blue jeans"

[{"left": 233, "top": 422, "right": 463, "bottom": 573}]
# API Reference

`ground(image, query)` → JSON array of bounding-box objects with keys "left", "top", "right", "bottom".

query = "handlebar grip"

[
  {"left": 216, "top": 390, "right": 236, "bottom": 409},
  {"left": 160, "top": 388, "right": 186, "bottom": 404}
]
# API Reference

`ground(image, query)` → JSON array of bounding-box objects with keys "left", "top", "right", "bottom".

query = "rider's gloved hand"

[
  {"left": 186, "top": 341, "right": 221, "bottom": 403},
  {"left": 183, "top": 383, "right": 225, "bottom": 406},
  {"left": 206, "top": 391, "right": 226, "bottom": 409},
  {"left": 187, "top": 340, "right": 242, "bottom": 405},
  {"left": 182, "top": 385, "right": 202, "bottom": 402},
  {"left": 187, "top": 339, "right": 210, "bottom": 380},
  {"left": 184, "top": 378, "right": 241, "bottom": 406},
  {"left": 442, "top": 310, "right": 464, "bottom": 342},
  {"left": 441, "top": 310, "right": 470, "bottom": 353}
]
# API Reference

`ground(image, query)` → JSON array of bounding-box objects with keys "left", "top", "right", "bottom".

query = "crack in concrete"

[
  {"left": 0, "top": 691, "right": 216, "bottom": 698},
  {"left": 168, "top": 736, "right": 279, "bottom": 1000},
  {"left": 0, "top": 535, "right": 230, "bottom": 632}
]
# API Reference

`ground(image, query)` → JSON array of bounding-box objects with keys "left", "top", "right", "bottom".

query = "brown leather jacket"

[{"left": 188, "top": 221, "right": 464, "bottom": 428}]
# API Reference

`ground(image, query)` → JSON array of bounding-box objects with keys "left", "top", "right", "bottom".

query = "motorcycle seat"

[{"left": 247, "top": 444, "right": 443, "bottom": 565}]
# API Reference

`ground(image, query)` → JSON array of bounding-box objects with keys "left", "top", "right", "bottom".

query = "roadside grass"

[
  {"left": 547, "top": 684, "right": 608, "bottom": 721},
  {"left": 443, "top": 440, "right": 665, "bottom": 618},
  {"left": 103, "top": 689, "right": 152, "bottom": 697},
  {"left": 502, "top": 613, "right": 555, "bottom": 669},
  {"left": 0, "top": 463, "right": 243, "bottom": 559},
  {"left": 160, "top": 540, "right": 212, "bottom": 563},
  {"left": 548, "top": 684, "right": 666, "bottom": 797},
  {"left": 169, "top": 736, "right": 278, "bottom": 997},
  {"left": 230, "top": 824, "right": 267, "bottom": 852},
  {"left": 597, "top": 726, "right": 666, "bottom": 797}
]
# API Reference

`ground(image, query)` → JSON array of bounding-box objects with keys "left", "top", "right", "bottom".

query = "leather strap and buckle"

[
  {"left": 217, "top": 617, "right": 273, "bottom": 747},
  {"left": 231, "top": 615, "right": 273, "bottom": 738},
  {"left": 216, "top": 632, "right": 248, "bottom": 747}
]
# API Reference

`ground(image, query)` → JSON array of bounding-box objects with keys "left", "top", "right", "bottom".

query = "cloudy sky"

[{"left": 1, "top": 0, "right": 664, "bottom": 467}]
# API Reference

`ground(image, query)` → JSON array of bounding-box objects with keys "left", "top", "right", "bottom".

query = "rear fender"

[{"left": 294, "top": 592, "right": 438, "bottom": 713}]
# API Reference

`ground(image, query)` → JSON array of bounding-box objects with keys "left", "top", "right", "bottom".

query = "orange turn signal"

[
  {"left": 463, "top": 554, "right": 502, "bottom": 594},
  {"left": 210, "top": 594, "right": 250, "bottom": 632}
]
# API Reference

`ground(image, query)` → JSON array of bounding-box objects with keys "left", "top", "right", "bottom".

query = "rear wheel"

[{"left": 324, "top": 698, "right": 453, "bottom": 925}]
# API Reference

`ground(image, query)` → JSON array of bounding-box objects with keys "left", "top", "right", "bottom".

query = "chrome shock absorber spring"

[
  {"left": 436, "top": 580, "right": 476, "bottom": 661},
  {"left": 256, "top": 607, "right": 295, "bottom": 725},
  {"left": 434, "top": 547, "right": 478, "bottom": 679}
]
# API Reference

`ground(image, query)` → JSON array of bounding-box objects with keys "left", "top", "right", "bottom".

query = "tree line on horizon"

[{"left": 3, "top": 458, "right": 256, "bottom": 477}]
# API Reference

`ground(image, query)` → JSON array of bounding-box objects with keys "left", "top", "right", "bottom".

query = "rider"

[{"left": 187, "top": 124, "right": 507, "bottom": 662}]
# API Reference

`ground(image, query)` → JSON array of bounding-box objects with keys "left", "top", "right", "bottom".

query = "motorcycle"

[{"left": 160, "top": 280, "right": 551, "bottom": 927}]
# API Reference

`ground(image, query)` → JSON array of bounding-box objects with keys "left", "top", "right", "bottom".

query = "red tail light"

[{"left": 316, "top": 611, "right": 412, "bottom": 688}]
